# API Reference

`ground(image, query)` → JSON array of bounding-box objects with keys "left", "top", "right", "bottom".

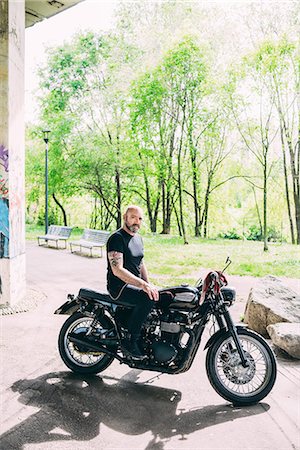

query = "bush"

[
  {"left": 246, "top": 225, "right": 284, "bottom": 242},
  {"left": 246, "top": 225, "right": 262, "bottom": 241},
  {"left": 37, "top": 209, "right": 59, "bottom": 226},
  {"left": 267, "top": 226, "right": 285, "bottom": 242},
  {"left": 218, "top": 229, "right": 242, "bottom": 240}
]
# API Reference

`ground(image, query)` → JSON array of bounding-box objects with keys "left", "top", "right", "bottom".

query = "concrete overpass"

[{"left": 0, "top": 0, "right": 84, "bottom": 306}]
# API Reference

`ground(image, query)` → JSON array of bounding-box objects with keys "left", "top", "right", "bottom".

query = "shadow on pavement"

[{"left": 1, "top": 371, "right": 270, "bottom": 449}]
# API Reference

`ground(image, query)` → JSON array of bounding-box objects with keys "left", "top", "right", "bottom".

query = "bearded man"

[{"left": 106, "top": 205, "right": 159, "bottom": 359}]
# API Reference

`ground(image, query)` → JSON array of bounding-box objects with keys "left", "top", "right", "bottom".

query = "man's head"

[{"left": 123, "top": 205, "right": 143, "bottom": 235}]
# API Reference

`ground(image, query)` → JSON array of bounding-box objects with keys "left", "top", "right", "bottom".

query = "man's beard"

[{"left": 125, "top": 222, "right": 139, "bottom": 233}]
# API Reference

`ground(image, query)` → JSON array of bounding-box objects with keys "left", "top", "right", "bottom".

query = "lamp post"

[{"left": 42, "top": 130, "right": 50, "bottom": 235}]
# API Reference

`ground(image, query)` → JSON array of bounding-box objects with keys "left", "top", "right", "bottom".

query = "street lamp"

[{"left": 42, "top": 130, "right": 50, "bottom": 234}]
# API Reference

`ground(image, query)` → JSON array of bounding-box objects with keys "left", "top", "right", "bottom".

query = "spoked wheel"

[
  {"left": 58, "top": 312, "right": 116, "bottom": 374},
  {"left": 206, "top": 328, "right": 277, "bottom": 405}
]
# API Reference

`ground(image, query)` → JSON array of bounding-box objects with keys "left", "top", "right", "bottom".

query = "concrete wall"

[{"left": 0, "top": 0, "right": 26, "bottom": 306}]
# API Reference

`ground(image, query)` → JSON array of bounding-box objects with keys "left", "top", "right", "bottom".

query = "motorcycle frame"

[{"left": 55, "top": 287, "right": 247, "bottom": 374}]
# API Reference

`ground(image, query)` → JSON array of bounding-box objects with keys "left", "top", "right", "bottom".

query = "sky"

[{"left": 25, "top": 0, "right": 118, "bottom": 121}]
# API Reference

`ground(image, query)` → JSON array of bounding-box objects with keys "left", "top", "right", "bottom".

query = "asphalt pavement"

[{"left": 0, "top": 241, "right": 299, "bottom": 450}]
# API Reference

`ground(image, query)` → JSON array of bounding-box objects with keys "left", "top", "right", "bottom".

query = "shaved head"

[
  {"left": 123, "top": 205, "right": 144, "bottom": 235},
  {"left": 124, "top": 205, "right": 143, "bottom": 216}
]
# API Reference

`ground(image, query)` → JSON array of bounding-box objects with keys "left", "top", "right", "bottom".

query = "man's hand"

[{"left": 142, "top": 282, "right": 159, "bottom": 301}]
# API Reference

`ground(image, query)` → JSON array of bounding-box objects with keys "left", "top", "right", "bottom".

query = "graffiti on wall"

[
  {"left": 0, "top": 145, "right": 9, "bottom": 258},
  {"left": 0, "top": 144, "right": 9, "bottom": 199},
  {"left": 0, "top": 198, "right": 9, "bottom": 258},
  {"left": 0, "top": 178, "right": 8, "bottom": 197},
  {"left": 0, "top": 144, "right": 9, "bottom": 172},
  {"left": 0, "top": 144, "right": 9, "bottom": 198}
]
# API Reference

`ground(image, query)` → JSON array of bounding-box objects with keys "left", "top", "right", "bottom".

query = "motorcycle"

[{"left": 54, "top": 258, "right": 277, "bottom": 406}]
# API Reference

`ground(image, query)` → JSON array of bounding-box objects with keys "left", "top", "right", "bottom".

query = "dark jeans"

[{"left": 113, "top": 284, "right": 154, "bottom": 338}]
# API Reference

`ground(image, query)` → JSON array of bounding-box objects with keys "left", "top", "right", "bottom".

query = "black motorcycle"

[{"left": 55, "top": 259, "right": 277, "bottom": 406}]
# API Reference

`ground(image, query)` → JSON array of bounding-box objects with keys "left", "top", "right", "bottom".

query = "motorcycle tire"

[
  {"left": 58, "top": 312, "right": 115, "bottom": 374},
  {"left": 206, "top": 327, "right": 277, "bottom": 406}
]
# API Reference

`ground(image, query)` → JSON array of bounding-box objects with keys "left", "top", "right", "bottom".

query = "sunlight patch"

[
  {"left": 46, "top": 377, "right": 61, "bottom": 385},
  {"left": 48, "top": 427, "right": 71, "bottom": 436}
]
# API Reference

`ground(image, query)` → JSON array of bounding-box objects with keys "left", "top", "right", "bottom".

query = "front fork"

[{"left": 216, "top": 310, "right": 249, "bottom": 367}]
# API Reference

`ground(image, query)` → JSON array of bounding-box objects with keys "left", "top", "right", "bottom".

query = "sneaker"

[{"left": 122, "top": 339, "right": 147, "bottom": 360}]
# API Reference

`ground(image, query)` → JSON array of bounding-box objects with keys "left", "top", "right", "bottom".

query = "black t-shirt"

[{"left": 106, "top": 228, "right": 144, "bottom": 297}]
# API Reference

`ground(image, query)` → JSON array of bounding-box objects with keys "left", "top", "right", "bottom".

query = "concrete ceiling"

[{"left": 25, "top": 0, "right": 84, "bottom": 28}]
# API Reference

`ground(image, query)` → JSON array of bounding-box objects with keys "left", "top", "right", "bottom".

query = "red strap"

[{"left": 199, "top": 271, "right": 227, "bottom": 305}]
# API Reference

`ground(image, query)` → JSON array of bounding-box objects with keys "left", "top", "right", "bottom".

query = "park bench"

[
  {"left": 37, "top": 225, "right": 73, "bottom": 249},
  {"left": 69, "top": 229, "right": 110, "bottom": 257}
]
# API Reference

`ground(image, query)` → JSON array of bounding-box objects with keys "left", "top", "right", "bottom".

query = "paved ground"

[{"left": 0, "top": 241, "right": 299, "bottom": 450}]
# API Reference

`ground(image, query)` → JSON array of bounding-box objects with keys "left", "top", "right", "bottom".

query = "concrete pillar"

[{"left": 0, "top": 0, "right": 26, "bottom": 306}]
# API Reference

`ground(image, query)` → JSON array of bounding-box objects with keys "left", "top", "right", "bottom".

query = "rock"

[
  {"left": 267, "top": 323, "right": 300, "bottom": 359},
  {"left": 244, "top": 275, "right": 300, "bottom": 337}
]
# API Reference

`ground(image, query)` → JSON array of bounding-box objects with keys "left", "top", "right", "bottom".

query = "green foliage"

[
  {"left": 218, "top": 229, "right": 242, "bottom": 240},
  {"left": 246, "top": 225, "right": 284, "bottom": 243},
  {"left": 246, "top": 225, "right": 262, "bottom": 241},
  {"left": 37, "top": 209, "right": 59, "bottom": 227},
  {"left": 25, "top": 3, "right": 300, "bottom": 245}
]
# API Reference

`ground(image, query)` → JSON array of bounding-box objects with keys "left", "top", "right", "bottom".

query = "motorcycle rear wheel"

[
  {"left": 58, "top": 312, "right": 115, "bottom": 374},
  {"left": 206, "top": 328, "right": 277, "bottom": 406}
]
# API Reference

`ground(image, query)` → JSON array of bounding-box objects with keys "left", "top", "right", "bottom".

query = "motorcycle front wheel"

[
  {"left": 206, "top": 328, "right": 277, "bottom": 406},
  {"left": 58, "top": 312, "right": 116, "bottom": 374}
]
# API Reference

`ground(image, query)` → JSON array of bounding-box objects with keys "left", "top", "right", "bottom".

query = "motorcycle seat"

[{"left": 78, "top": 288, "right": 134, "bottom": 308}]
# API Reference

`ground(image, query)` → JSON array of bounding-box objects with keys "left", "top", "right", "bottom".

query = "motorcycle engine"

[
  {"left": 152, "top": 340, "right": 177, "bottom": 363},
  {"left": 143, "top": 310, "right": 192, "bottom": 364},
  {"left": 152, "top": 321, "right": 188, "bottom": 363}
]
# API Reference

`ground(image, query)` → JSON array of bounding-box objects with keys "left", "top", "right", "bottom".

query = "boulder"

[
  {"left": 244, "top": 275, "right": 300, "bottom": 337},
  {"left": 267, "top": 323, "right": 300, "bottom": 359}
]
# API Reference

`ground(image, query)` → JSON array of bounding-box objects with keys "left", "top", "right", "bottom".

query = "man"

[{"left": 106, "top": 205, "right": 159, "bottom": 359}]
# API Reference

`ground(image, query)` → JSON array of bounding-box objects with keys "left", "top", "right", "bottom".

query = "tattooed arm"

[{"left": 108, "top": 251, "right": 159, "bottom": 301}]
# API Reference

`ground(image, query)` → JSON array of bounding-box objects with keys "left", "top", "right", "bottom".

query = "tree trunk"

[
  {"left": 281, "top": 118, "right": 300, "bottom": 244},
  {"left": 115, "top": 136, "right": 122, "bottom": 229},
  {"left": 190, "top": 147, "right": 201, "bottom": 237},
  {"left": 161, "top": 110, "right": 177, "bottom": 234},
  {"left": 274, "top": 85, "right": 299, "bottom": 244},
  {"left": 177, "top": 97, "right": 188, "bottom": 244},
  {"left": 138, "top": 151, "right": 160, "bottom": 233},
  {"left": 263, "top": 159, "right": 268, "bottom": 251},
  {"left": 173, "top": 203, "right": 182, "bottom": 236},
  {"left": 252, "top": 187, "right": 263, "bottom": 237},
  {"left": 280, "top": 122, "right": 295, "bottom": 244},
  {"left": 202, "top": 178, "right": 211, "bottom": 238},
  {"left": 52, "top": 193, "right": 67, "bottom": 226},
  {"left": 161, "top": 180, "right": 167, "bottom": 233}
]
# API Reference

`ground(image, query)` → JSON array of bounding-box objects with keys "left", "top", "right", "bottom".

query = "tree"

[
  {"left": 227, "top": 55, "right": 279, "bottom": 251},
  {"left": 36, "top": 31, "right": 140, "bottom": 229},
  {"left": 251, "top": 39, "right": 300, "bottom": 244}
]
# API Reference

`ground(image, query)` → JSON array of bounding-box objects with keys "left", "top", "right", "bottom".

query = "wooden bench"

[
  {"left": 69, "top": 229, "right": 110, "bottom": 257},
  {"left": 37, "top": 225, "right": 73, "bottom": 249}
]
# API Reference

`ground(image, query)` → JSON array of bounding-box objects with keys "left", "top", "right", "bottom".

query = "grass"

[
  {"left": 26, "top": 225, "right": 300, "bottom": 287},
  {"left": 143, "top": 234, "right": 300, "bottom": 286}
]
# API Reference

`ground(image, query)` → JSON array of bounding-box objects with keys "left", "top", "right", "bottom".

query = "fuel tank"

[
  {"left": 159, "top": 284, "right": 236, "bottom": 311},
  {"left": 159, "top": 285, "right": 199, "bottom": 310}
]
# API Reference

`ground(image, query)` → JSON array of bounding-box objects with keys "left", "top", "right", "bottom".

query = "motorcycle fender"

[
  {"left": 204, "top": 325, "right": 246, "bottom": 350},
  {"left": 54, "top": 299, "right": 80, "bottom": 315}
]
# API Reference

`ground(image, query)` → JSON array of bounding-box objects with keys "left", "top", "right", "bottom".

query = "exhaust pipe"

[{"left": 69, "top": 335, "right": 123, "bottom": 361}]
